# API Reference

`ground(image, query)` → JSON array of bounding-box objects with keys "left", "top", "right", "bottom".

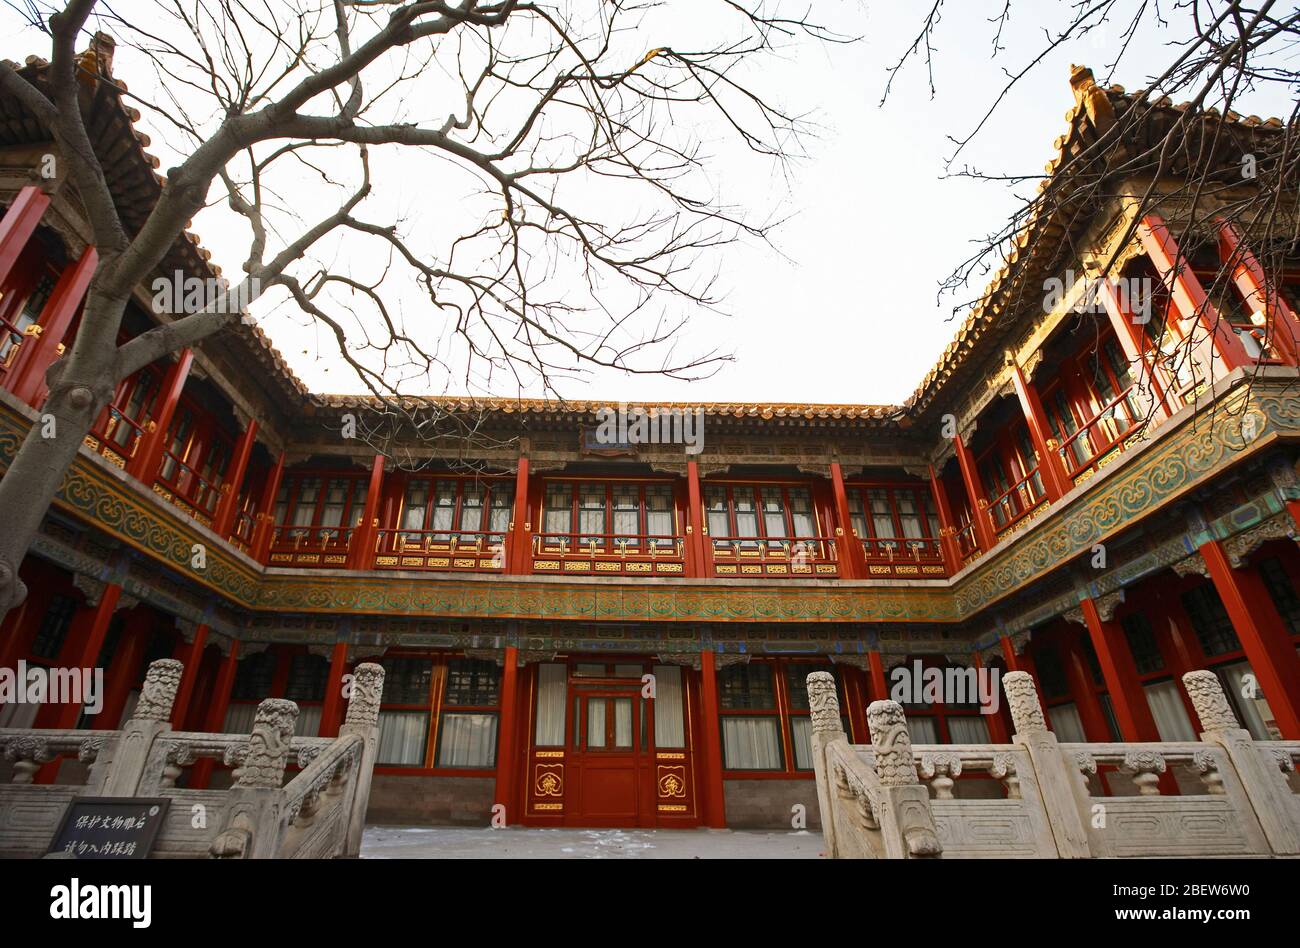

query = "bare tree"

[
  {"left": 0, "top": 0, "right": 851, "bottom": 617},
  {"left": 885, "top": 1, "right": 1300, "bottom": 431}
]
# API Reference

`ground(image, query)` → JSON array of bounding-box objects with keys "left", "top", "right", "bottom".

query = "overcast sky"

[{"left": 4, "top": 3, "right": 1295, "bottom": 406}]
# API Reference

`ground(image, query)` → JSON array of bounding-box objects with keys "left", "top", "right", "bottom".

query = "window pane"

[
  {"left": 652, "top": 665, "right": 685, "bottom": 748},
  {"left": 284, "top": 654, "right": 329, "bottom": 701},
  {"left": 1217, "top": 660, "right": 1277, "bottom": 741},
  {"left": 868, "top": 489, "right": 895, "bottom": 538},
  {"left": 437, "top": 712, "right": 498, "bottom": 767},
  {"left": 906, "top": 716, "right": 938, "bottom": 744},
  {"left": 784, "top": 665, "right": 834, "bottom": 710},
  {"left": 761, "top": 487, "right": 787, "bottom": 541},
  {"left": 402, "top": 481, "right": 428, "bottom": 534},
  {"left": 1180, "top": 585, "right": 1242, "bottom": 657},
  {"left": 534, "top": 664, "right": 567, "bottom": 746},
  {"left": 487, "top": 483, "right": 514, "bottom": 534},
  {"left": 706, "top": 486, "right": 730, "bottom": 543},
  {"left": 1121, "top": 612, "right": 1165, "bottom": 674},
  {"left": 544, "top": 482, "right": 572, "bottom": 536},
  {"left": 788, "top": 487, "right": 814, "bottom": 537},
  {"left": 947, "top": 716, "right": 991, "bottom": 744},
  {"left": 1143, "top": 680, "right": 1197, "bottom": 741},
  {"left": 790, "top": 717, "right": 814, "bottom": 769},
  {"left": 1047, "top": 703, "right": 1087, "bottom": 742},
  {"left": 377, "top": 711, "right": 428, "bottom": 766},
  {"left": 378, "top": 657, "right": 434, "bottom": 705},
  {"left": 718, "top": 663, "right": 775, "bottom": 710},
  {"left": 733, "top": 490, "right": 758, "bottom": 541},
  {"left": 646, "top": 485, "right": 673, "bottom": 545},
  {"left": 612, "top": 484, "right": 639, "bottom": 538},
  {"left": 458, "top": 483, "right": 485, "bottom": 532},
  {"left": 443, "top": 658, "right": 501, "bottom": 706},
  {"left": 721, "top": 717, "right": 782, "bottom": 769}
]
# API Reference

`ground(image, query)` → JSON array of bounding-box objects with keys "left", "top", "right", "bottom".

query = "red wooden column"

[
  {"left": 927, "top": 464, "right": 963, "bottom": 574},
  {"left": 698, "top": 650, "right": 727, "bottom": 828},
  {"left": 318, "top": 642, "right": 350, "bottom": 738},
  {"left": 1000, "top": 635, "right": 1021, "bottom": 671},
  {"left": 8, "top": 245, "right": 98, "bottom": 406},
  {"left": 38, "top": 583, "right": 123, "bottom": 730},
  {"left": 0, "top": 186, "right": 51, "bottom": 289},
  {"left": 170, "top": 622, "right": 209, "bottom": 727},
  {"left": 190, "top": 640, "right": 240, "bottom": 789},
  {"left": 972, "top": 652, "right": 1010, "bottom": 744},
  {"left": 1094, "top": 277, "right": 1173, "bottom": 420},
  {"left": 508, "top": 456, "right": 531, "bottom": 574},
  {"left": 953, "top": 433, "right": 996, "bottom": 551},
  {"left": 842, "top": 665, "right": 870, "bottom": 743},
  {"left": 1080, "top": 599, "right": 1160, "bottom": 741},
  {"left": 127, "top": 348, "right": 193, "bottom": 482},
  {"left": 1200, "top": 540, "right": 1300, "bottom": 739},
  {"left": 212, "top": 418, "right": 258, "bottom": 539},
  {"left": 685, "top": 460, "right": 708, "bottom": 578},
  {"left": 866, "top": 650, "right": 888, "bottom": 702},
  {"left": 1137, "top": 213, "right": 1252, "bottom": 371},
  {"left": 250, "top": 450, "right": 287, "bottom": 562},
  {"left": 828, "top": 462, "right": 865, "bottom": 578},
  {"left": 494, "top": 646, "right": 521, "bottom": 819},
  {"left": 1219, "top": 220, "right": 1300, "bottom": 364},
  {"left": 348, "top": 455, "right": 385, "bottom": 569},
  {"left": 1060, "top": 629, "right": 1111, "bottom": 741},
  {"left": 1009, "top": 364, "right": 1070, "bottom": 501},
  {"left": 95, "top": 607, "right": 153, "bottom": 728}
]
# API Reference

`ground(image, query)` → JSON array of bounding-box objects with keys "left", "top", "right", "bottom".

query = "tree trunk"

[{"left": 0, "top": 289, "right": 127, "bottom": 620}]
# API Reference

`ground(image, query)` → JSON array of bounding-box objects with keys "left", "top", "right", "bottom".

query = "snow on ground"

[{"left": 360, "top": 825, "right": 825, "bottom": 859}]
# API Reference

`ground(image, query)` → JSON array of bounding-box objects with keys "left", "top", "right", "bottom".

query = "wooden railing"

[
  {"left": 376, "top": 527, "right": 508, "bottom": 572},
  {"left": 859, "top": 535, "right": 945, "bottom": 577},
  {"left": 85, "top": 406, "right": 149, "bottom": 469},
  {"left": 707, "top": 534, "right": 839, "bottom": 577},
  {"left": 987, "top": 466, "right": 1048, "bottom": 537},
  {"left": 531, "top": 530, "right": 685, "bottom": 575},
  {"left": 1058, "top": 384, "right": 1143, "bottom": 482},
  {"left": 267, "top": 523, "right": 359, "bottom": 567}
]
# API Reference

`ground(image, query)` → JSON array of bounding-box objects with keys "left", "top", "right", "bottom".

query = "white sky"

[{"left": 3, "top": 3, "right": 1295, "bottom": 406}]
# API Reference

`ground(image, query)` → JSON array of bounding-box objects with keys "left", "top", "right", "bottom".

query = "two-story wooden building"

[{"left": 2, "top": 50, "right": 1299, "bottom": 829}]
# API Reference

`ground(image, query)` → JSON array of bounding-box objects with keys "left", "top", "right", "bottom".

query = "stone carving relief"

[{"left": 132, "top": 659, "right": 183, "bottom": 722}]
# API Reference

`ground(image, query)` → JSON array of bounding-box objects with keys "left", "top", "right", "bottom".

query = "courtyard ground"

[{"left": 360, "top": 825, "right": 825, "bottom": 859}]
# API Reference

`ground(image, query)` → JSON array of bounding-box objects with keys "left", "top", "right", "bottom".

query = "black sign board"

[{"left": 45, "top": 797, "right": 171, "bottom": 859}]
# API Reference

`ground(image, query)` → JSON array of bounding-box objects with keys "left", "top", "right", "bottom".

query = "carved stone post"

[
  {"left": 807, "top": 671, "right": 847, "bottom": 857},
  {"left": 1183, "top": 671, "right": 1299, "bottom": 854},
  {"left": 865, "top": 700, "right": 941, "bottom": 858},
  {"left": 339, "top": 662, "right": 385, "bottom": 858},
  {"left": 101, "top": 659, "right": 183, "bottom": 796},
  {"left": 1002, "top": 670, "right": 1090, "bottom": 858},
  {"left": 209, "top": 698, "right": 300, "bottom": 859}
]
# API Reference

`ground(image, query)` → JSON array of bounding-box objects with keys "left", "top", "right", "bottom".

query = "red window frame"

[
  {"left": 154, "top": 395, "right": 237, "bottom": 520},
  {"left": 538, "top": 477, "right": 682, "bottom": 553},
  {"left": 975, "top": 420, "right": 1045, "bottom": 533},
  {"left": 270, "top": 470, "right": 370, "bottom": 560},
  {"left": 845, "top": 482, "right": 943, "bottom": 567}
]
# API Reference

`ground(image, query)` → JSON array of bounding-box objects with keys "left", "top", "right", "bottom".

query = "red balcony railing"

[
  {"left": 707, "top": 535, "right": 838, "bottom": 578},
  {"left": 860, "top": 535, "right": 946, "bottom": 577},
  {"left": 954, "top": 520, "right": 979, "bottom": 561},
  {"left": 154, "top": 451, "right": 223, "bottom": 526},
  {"left": 988, "top": 465, "right": 1048, "bottom": 538},
  {"left": 531, "top": 531, "right": 685, "bottom": 576},
  {"left": 376, "top": 527, "right": 508, "bottom": 572},
  {"left": 1057, "top": 384, "right": 1143, "bottom": 482},
  {"left": 85, "top": 407, "right": 149, "bottom": 469},
  {"left": 267, "top": 524, "right": 359, "bottom": 568}
]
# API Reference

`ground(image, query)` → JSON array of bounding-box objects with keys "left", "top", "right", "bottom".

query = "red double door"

[{"left": 522, "top": 661, "right": 698, "bottom": 827}]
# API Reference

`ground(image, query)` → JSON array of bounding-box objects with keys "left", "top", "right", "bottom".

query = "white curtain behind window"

[
  {"left": 1047, "top": 703, "right": 1087, "bottom": 742},
  {"left": 1217, "top": 661, "right": 1278, "bottom": 741},
  {"left": 790, "top": 717, "right": 814, "bottom": 769},
  {"left": 534, "top": 664, "right": 566, "bottom": 746},
  {"left": 947, "top": 716, "right": 991, "bottom": 744},
  {"left": 438, "top": 712, "right": 498, "bottom": 767},
  {"left": 294, "top": 704, "right": 323, "bottom": 737},
  {"left": 721, "top": 717, "right": 782, "bottom": 769},
  {"left": 906, "top": 716, "right": 938, "bottom": 745},
  {"left": 1144, "top": 680, "right": 1196, "bottom": 741},
  {"left": 222, "top": 702, "right": 258, "bottom": 735},
  {"left": 652, "top": 665, "right": 685, "bottom": 748},
  {"left": 377, "top": 710, "right": 427, "bottom": 766}
]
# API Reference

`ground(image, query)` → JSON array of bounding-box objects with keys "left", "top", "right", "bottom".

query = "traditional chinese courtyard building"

[{"left": 1, "top": 48, "right": 1299, "bottom": 830}]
